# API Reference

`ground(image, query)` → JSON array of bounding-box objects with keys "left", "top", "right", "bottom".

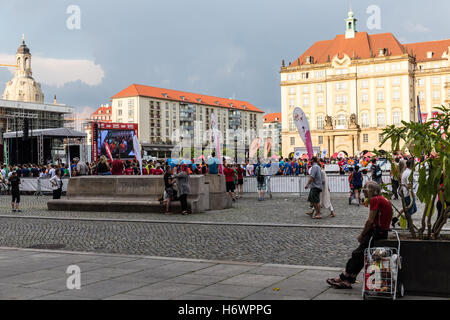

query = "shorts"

[
  {"left": 237, "top": 179, "right": 244, "bottom": 185},
  {"left": 405, "top": 195, "right": 417, "bottom": 216},
  {"left": 307, "top": 187, "right": 322, "bottom": 204},
  {"left": 165, "top": 187, "right": 174, "bottom": 199},
  {"left": 226, "top": 181, "right": 235, "bottom": 192},
  {"left": 12, "top": 192, "right": 20, "bottom": 203},
  {"left": 257, "top": 178, "right": 266, "bottom": 191}
]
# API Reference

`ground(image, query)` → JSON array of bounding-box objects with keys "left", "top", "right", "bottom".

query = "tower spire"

[{"left": 345, "top": 8, "right": 357, "bottom": 39}]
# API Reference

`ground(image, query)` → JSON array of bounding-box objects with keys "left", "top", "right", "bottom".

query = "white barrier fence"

[
  {"left": 243, "top": 174, "right": 406, "bottom": 194},
  {"left": 11, "top": 178, "right": 69, "bottom": 193}
]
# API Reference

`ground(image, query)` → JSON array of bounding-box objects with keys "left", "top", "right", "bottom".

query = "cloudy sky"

[{"left": 0, "top": 0, "right": 449, "bottom": 119}]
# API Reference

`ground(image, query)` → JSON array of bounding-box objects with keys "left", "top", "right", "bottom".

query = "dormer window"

[
  {"left": 379, "top": 48, "right": 387, "bottom": 56},
  {"left": 242, "top": 105, "right": 246, "bottom": 109},
  {"left": 306, "top": 56, "right": 314, "bottom": 64},
  {"left": 197, "top": 98, "right": 202, "bottom": 103},
  {"left": 215, "top": 101, "right": 220, "bottom": 105},
  {"left": 162, "top": 93, "right": 168, "bottom": 98},
  {"left": 229, "top": 103, "right": 233, "bottom": 108},
  {"left": 427, "top": 51, "right": 434, "bottom": 59}
]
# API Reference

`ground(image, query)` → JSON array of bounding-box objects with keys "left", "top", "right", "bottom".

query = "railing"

[{"left": 243, "top": 174, "right": 415, "bottom": 194}]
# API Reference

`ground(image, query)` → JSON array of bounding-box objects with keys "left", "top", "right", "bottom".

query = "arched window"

[
  {"left": 361, "top": 113, "right": 369, "bottom": 128},
  {"left": 377, "top": 112, "right": 386, "bottom": 127},
  {"left": 316, "top": 115, "right": 324, "bottom": 130},
  {"left": 25, "top": 58, "right": 30, "bottom": 69}
]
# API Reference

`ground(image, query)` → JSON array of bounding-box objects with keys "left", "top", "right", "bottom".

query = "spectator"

[
  {"left": 96, "top": 156, "right": 111, "bottom": 175},
  {"left": 305, "top": 157, "right": 323, "bottom": 219},
  {"left": 8, "top": 171, "right": 21, "bottom": 213},
  {"left": 50, "top": 169, "right": 63, "bottom": 199},
  {"left": 224, "top": 164, "right": 237, "bottom": 202},
  {"left": 173, "top": 164, "right": 190, "bottom": 215},
  {"left": 326, "top": 181, "right": 392, "bottom": 289},
  {"left": 352, "top": 165, "right": 363, "bottom": 206},
  {"left": 111, "top": 155, "right": 124, "bottom": 175}
]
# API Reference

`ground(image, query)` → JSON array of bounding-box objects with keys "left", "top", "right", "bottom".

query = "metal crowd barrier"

[{"left": 243, "top": 174, "right": 409, "bottom": 194}]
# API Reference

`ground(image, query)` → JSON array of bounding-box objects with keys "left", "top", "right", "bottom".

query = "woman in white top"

[
  {"left": 50, "top": 169, "right": 63, "bottom": 199},
  {"left": 320, "top": 167, "right": 335, "bottom": 218}
]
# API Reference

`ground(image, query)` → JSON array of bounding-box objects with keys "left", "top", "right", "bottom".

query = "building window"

[
  {"left": 290, "top": 137, "right": 296, "bottom": 146},
  {"left": 289, "top": 117, "right": 295, "bottom": 131},
  {"left": 301, "top": 72, "right": 309, "bottom": 79},
  {"left": 361, "top": 80, "right": 369, "bottom": 89},
  {"left": 315, "top": 71, "right": 324, "bottom": 78},
  {"left": 376, "top": 79, "right": 384, "bottom": 88},
  {"left": 393, "top": 90, "right": 401, "bottom": 101},
  {"left": 361, "top": 113, "right": 369, "bottom": 128},
  {"left": 375, "top": 65, "right": 385, "bottom": 73},
  {"left": 118, "top": 110, "right": 122, "bottom": 116},
  {"left": 379, "top": 134, "right": 384, "bottom": 142},
  {"left": 316, "top": 84, "right": 323, "bottom": 92},
  {"left": 317, "top": 95, "right": 324, "bottom": 106},
  {"left": 362, "top": 93, "right": 369, "bottom": 103},
  {"left": 432, "top": 76, "right": 440, "bottom": 85},
  {"left": 118, "top": 101, "right": 123, "bottom": 108},
  {"left": 432, "top": 90, "right": 441, "bottom": 100},
  {"left": 363, "top": 134, "right": 369, "bottom": 143},
  {"left": 317, "top": 115, "right": 324, "bottom": 130},
  {"left": 335, "top": 95, "right": 342, "bottom": 104},
  {"left": 337, "top": 114, "right": 346, "bottom": 126},
  {"left": 303, "top": 85, "right": 310, "bottom": 94},
  {"left": 377, "top": 113, "right": 386, "bottom": 127},
  {"left": 359, "top": 66, "right": 369, "bottom": 74},
  {"left": 393, "top": 111, "right": 402, "bottom": 125},
  {"left": 128, "top": 99, "right": 134, "bottom": 108},
  {"left": 289, "top": 87, "right": 296, "bottom": 95},
  {"left": 289, "top": 99, "right": 295, "bottom": 108},
  {"left": 376, "top": 91, "right": 384, "bottom": 102},
  {"left": 392, "top": 77, "right": 401, "bottom": 86},
  {"left": 335, "top": 82, "right": 347, "bottom": 91},
  {"left": 318, "top": 136, "right": 323, "bottom": 145},
  {"left": 303, "top": 96, "right": 309, "bottom": 107},
  {"left": 418, "top": 78, "right": 424, "bottom": 86},
  {"left": 342, "top": 94, "right": 348, "bottom": 104},
  {"left": 419, "top": 91, "right": 425, "bottom": 101}
]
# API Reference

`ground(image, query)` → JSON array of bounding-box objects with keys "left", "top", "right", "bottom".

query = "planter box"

[{"left": 377, "top": 238, "right": 450, "bottom": 297}]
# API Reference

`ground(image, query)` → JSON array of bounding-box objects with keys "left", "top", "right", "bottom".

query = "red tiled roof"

[
  {"left": 264, "top": 113, "right": 281, "bottom": 123},
  {"left": 90, "top": 105, "right": 112, "bottom": 122},
  {"left": 404, "top": 39, "right": 450, "bottom": 62},
  {"left": 111, "top": 84, "right": 264, "bottom": 113},
  {"left": 290, "top": 32, "right": 450, "bottom": 66},
  {"left": 291, "top": 32, "right": 406, "bottom": 66}
]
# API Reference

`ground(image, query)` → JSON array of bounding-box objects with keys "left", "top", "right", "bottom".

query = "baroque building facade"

[{"left": 281, "top": 10, "right": 450, "bottom": 157}]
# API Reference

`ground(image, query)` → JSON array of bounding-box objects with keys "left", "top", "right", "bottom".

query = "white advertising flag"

[{"left": 133, "top": 135, "right": 143, "bottom": 175}]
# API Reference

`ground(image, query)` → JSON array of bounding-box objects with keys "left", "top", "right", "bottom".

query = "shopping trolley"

[{"left": 362, "top": 229, "right": 404, "bottom": 300}]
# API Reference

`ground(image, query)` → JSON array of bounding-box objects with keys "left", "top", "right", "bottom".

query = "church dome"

[
  {"left": 2, "top": 38, "right": 44, "bottom": 103},
  {"left": 17, "top": 41, "right": 30, "bottom": 55}
]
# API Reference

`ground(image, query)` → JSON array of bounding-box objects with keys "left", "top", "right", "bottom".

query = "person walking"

[
  {"left": 8, "top": 171, "right": 21, "bottom": 213},
  {"left": 50, "top": 169, "right": 63, "bottom": 199},
  {"left": 370, "top": 159, "right": 382, "bottom": 185},
  {"left": 320, "top": 164, "right": 335, "bottom": 217},
  {"left": 390, "top": 157, "right": 400, "bottom": 200},
  {"left": 391, "top": 158, "right": 417, "bottom": 227},
  {"left": 326, "top": 181, "right": 392, "bottom": 289},
  {"left": 224, "top": 164, "right": 237, "bottom": 202},
  {"left": 352, "top": 165, "right": 364, "bottom": 206},
  {"left": 255, "top": 161, "right": 266, "bottom": 201},
  {"left": 236, "top": 164, "right": 244, "bottom": 199},
  {"left": 305, "top": 157, "right": 323, "bottom": 219},
  {"left": 174, "top": 164, "right": 190, "bottom": 215}
]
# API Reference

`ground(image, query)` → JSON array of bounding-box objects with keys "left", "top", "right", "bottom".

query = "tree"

[{"left": 379, "top": 105, "right": 450, "bottom": 239}]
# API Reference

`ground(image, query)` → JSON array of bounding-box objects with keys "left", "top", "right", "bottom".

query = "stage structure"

[{"left": 3, "top": 128, "right": 86, "bottom": 165}]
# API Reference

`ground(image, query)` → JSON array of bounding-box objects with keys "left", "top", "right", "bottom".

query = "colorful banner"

[
  {"left": 105, "top": 143, "right": 113, "bottom": 162},
  {"left": 293, "top": 107, "right": 314, "bottom": 160},
  {"left": 132, "top": 135, "right": 143, "bottom": 175},
  {"left": 210, "top": 113, "right": 223, "bottom": 173},
  {"left": 3, "top": 143, "right": 8, "bottom": 174},
  {"left": 421, "top": 113, "right": 428, "bottom": 123},
  {"left": 417, "top": 96, "right": 423, "bottom": 124}
]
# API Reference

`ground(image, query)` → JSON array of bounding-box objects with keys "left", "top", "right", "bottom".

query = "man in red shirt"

[
  {"left": 338, "top": 159, "right": 346, "bottom": 175},
  {"left": 111, "top": 155, "right": 124, "bottom": 175},
  {"left": 223, "top": 164, "right": 237, "bottom": 202},
  {"left": 326, "top": 181, "right": 392, "bottom": 289}
]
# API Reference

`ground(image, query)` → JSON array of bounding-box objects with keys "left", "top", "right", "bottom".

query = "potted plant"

[{"left": 370, "top": 105, "right": 449, "bottom": 297}]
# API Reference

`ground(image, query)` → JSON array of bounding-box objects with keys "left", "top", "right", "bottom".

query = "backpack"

[{"left": 256, "top": 166, "right": 264, "bottom": 183}]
